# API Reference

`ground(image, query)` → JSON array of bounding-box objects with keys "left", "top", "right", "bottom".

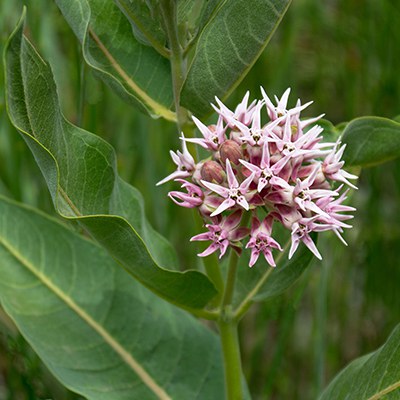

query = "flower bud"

[
  {"left": 219, "top": 140, "right": 242, "bottom": 165},
  {"left": 200, "top": 160, "right": 224, "bottom": 183}
]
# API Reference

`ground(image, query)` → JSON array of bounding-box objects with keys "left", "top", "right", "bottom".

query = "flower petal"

[
  {"left": 263, "top": 249, "right": 276, "bottom": 267},
  {"left": 201, "top": 180, "right": 229, "bottom": 197},
  {"left": 240, "top": 172, "right": 256, "bottom": 192},
  {"left": 236, "top": 196, "right": 250, "bottom": 211},
  {"left": 289, "top": 236, "right": 300, "bottom": 259},
  {"left": 198, "top": 243, "right": 220, "bottom": 257},
  {"left": 211, "top": 198, "right": 236, "bottom": 216},
  {"left": 190, "top": 231, "right": 212, "bottom": 242},
  {"left": 225, "top": 159, "right": 239, "bottom": 188},
  {"left": 222, "top": 210, "right": 243, "bottom": 230},
  {"left": 248, "top": 249, "right": 260, "bottom": 267},
  {"left": 156, "top": 170, "right": 191, "bottom": 186},
  {"left": 302, "top": 234, "right": 322, "bottom": 260}
]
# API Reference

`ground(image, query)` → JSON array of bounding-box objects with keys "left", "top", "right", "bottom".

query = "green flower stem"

[
  {"left": 190, "top": 209, "right": 224, "bottom": 307},
  {"left": 234, "top": 239, "right": 290, "bottom": 322},
  {"left": 218, "top": 319, "right": 243, "bottom": 400},
  {"left": 203, "top": 252, "right": 225, "bottom": 302},
  {"left": 221, "top": 250, "right": 240, "bottom": 308},
  {"left": 218, "top": 249, "right": 244, "bottom": 399}
]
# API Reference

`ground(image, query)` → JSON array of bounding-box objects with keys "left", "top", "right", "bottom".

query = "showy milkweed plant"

[{"left": 1, "top": 1, "right": 400, "bottom": 400}]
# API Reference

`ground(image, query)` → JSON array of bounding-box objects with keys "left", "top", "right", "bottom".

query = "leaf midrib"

[
  {"left": 0, "top": 237, "right": 172, "bottom": 400},
  {"left": 367, "top": 380, "right": 400, "bottom": 400},
  {"left": 87, "top": 28, "right": 176, "bottom": 122}
]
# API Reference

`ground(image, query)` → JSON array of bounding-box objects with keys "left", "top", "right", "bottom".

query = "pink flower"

[
  {"left": 213, "top": 91, "right": 257, "bottom": 127},
  {"left": 239, "top": 141, "right": 288, "bottom": 192},
  {"left": 267, "top": 117, "right": 333, "bottom": 166},
  {"left": 246, "top": 216, "right": 282, "bottom": 267},
  {"left": 231, "top": 103, "right": 283, "bottom": 147},
  {"left": 168, "top": 179, "right": 203, "bottom": 208},
  {"left": 198, "top": 193, "right": 224, "bottom": 218},
  {"left": 184, "top": 115, "right": 226, "bottom": 151},
  {"left": 157, "top": 133, "right": 195, "bottom": 185},
  {"left": 261, "top": 87, "right": 313, "bottom": 121},
  {"left": 315, "top": 188, "right": 356, "bottom": 244},
  {"left": 158, "top": 88, "right": 357, "bottom": 265},
  {"left": 201, "top": 159, "right": 255, "bottom": 216},
  {"left": 235, "top": 101, "right": 266, "bottom": 146},
  {"left": 292, "top": 166, "right": 338, "bottom": 216},
  {"left": 323, "top": 141, "right": 358, "bottom": 189},
  {"left": 289, "top": 217, "right": 332, "bottom": 260},
  {"left": 191, "top": 210, "right": 249, "bottom": 258}
]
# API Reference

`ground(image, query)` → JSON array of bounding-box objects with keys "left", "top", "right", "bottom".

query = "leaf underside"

[
  {"left": 0, "top": 196, "right": 224, "bottom": 400},
  {"left": 234, "top": 234, "right": 315, "bottom": 307},
  {"left": 55, "top": 0, "right": 175, "bottom": 120},
  {"left": 318, "top": 323, "right": 400, "bottom": 400},
  {"left": 181, "top": 0, "right": 292, "bottom": 116},
  {"left": 342, "top": 116, "right": 400, "bottom": 167},
  {"left": 4, "top": 11, "right": 217, "bottom": 310}
]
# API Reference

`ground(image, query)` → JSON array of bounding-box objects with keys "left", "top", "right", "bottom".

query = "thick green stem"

[
  {"left": 160, "top": 0, "right": 190, "bottom": 133},
  {"left": 161, "top": 4, "right": 244, "bottom": 396},
  {"left": 203, "top": 252, "right": 225, "bottom": 300},
  {"left": 222, "top": 250, "right": 239, "bottom": 308},
  {"left": 218, "top": 249, "right": 244, "bottom": 400},
  {"left": 218, "top": 319, "right": 243, "bottom": 400}
]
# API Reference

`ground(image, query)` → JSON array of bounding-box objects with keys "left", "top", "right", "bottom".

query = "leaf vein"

[{"left": 0, "top": 238, "right": 173, "bottom": 400}]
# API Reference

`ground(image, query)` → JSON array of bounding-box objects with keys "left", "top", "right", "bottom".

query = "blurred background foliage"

[{"left": 0, "top": 0, "right": 399, "bottom": 399}]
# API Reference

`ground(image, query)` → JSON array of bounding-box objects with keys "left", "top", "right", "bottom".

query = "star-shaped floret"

[
  {"left": 289, "top": 217, "right": 329, "bottom": 260},
  {"left": 191, "top": 210, "right": 249, "bottom": 258},
  {"left": 213, "top": 91, "right": 257, "bottom": 127},
  {"left": 201, "top": 160, "right": 255, "bottom": 216},
  {"left": 230, "top": 102, "right": 284, "bottom": 147},
  {"left": 246, "top": 216, "right": 282, "bottom": 267},
  {"left": 293, "top": 166, "right": 338, "bottom": 216},
  {"left": 168, "top": 179, "right": 203, "bottom": 208},
  {"left": 184, "top": 114, "right": 227, "bottom": 151},
  {"left": 240, "top": 141, "right": 288, "bottom": 192},
  {"left": 315, "top": 188, "right": 356, "bottom": 245},
  {"left": 157, "top": 133, "right": 195, "bottom": 185},
  {"left": 322, "top": 141, "right": 358, "bottom": 189},
  {"left": 266, "top": 117, "right": 333, "bottom": 169},
  {"left": 261, "top": 87, "right": 313, "bottom": 121}
]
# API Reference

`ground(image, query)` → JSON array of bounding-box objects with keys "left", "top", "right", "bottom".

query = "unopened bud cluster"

[{"left": 158, "top": 88, "right": 357, "bottom": 267}]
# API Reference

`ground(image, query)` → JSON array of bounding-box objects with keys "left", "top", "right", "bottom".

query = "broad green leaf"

[
  {"left": 318, "top": 119, "right": 341, "bottom": 144},
  {"left": 342, "top": 117, "right": 400, "bottom": 167},
  {"left": 181, "top": 0, "right": 292, "bottom": 116},
  {"left": 4, "top": 11, "right": 217, "bottom": 310},
  {"left": 54, "top": 0, "right": 175, "bottom": 120},
  {"left": 0, "top": 196, "right": 224, "bottom": 400},
  {"left": 114, "top": 1, "right": 221, "bottom": 59},
  {"left": 114, "top": 0, "right": 167, "bottom": 52},
  {"left": 177, "top": 0, "right": 220, "bottom": 45},
  {"left": 234, "top": 235, "right": 315, "bottom": 306},
  {"left": 252, "top": 238, "right": 315, "bottom": 301},
  {"left": 319, "top": 323, "right": 400, "bottom": 400}
]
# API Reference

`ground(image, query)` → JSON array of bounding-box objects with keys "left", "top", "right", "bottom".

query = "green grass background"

[{"left": 0, "top": 0, "right": 399, "bottom": 399}]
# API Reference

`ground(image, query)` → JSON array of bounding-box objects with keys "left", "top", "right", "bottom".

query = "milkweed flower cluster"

[{"left": 158, "top": 88, "right": 357, "bottom": 267}]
